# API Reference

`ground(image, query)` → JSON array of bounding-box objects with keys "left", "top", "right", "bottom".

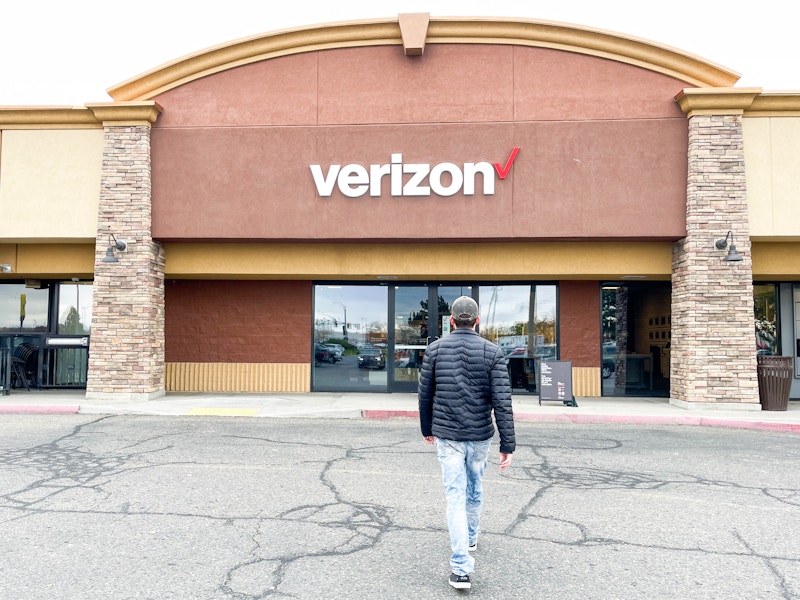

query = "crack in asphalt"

[
  {"left": 0, "top": 420, "right": 798, "bottom": 599},
  {"left": 0, "top": 416, "right": 182, "bottom": 521},
  {"left": 217, "top": 438, "right": 396, "bottom": 598},
  {"left": 734, "top": 529, "right": 794, "bottom": 600}
]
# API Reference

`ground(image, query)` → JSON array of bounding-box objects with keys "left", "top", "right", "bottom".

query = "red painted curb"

[
  {"left": 363, "top": 410, "right": 420, "bottom": 419},
  {"left": 696, "top": 417, "right": 800, "bottom": 433},
  {"left": 513, "top": 412, "right": 800, "bottom": 433},
  {"left": 0, "top": 405, "right": 80, "bottom": 414}
]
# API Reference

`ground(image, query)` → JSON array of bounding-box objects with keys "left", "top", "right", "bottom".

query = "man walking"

[{"left": 418, "top": 295, "right": 515, "bottom": 590}]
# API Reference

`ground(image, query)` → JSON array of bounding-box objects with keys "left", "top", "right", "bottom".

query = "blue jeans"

[{"left": 435, "top": 438, "right": 492, "bottom": 575}]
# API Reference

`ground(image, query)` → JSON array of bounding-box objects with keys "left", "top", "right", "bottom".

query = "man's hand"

[
  {"left": 423, "top": 436, "right": 435, "bottom": 444},
  {"left": 499, "top": 452, "right": 513, "bottom": 470}
]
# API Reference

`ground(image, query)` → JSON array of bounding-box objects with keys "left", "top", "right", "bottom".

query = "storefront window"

[
  {"left": 313, "top": 284, "right": 388, "bottom": 392},
  {"left": 0, "top": 284, "right": 49, "bottom": 333},
  {"left": 478, "top": 285, "right": 557, "bottom": 393},
  {"left": 754, "top": 284, "right": 778, "bottom": 356},
  {"left": 312, "top": 282, "right": 556, "bottom": 394},
  {"left": 57, "top": 281, "right": 93, "bottom": 335}
]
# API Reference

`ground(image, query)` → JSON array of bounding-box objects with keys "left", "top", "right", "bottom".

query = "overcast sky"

[{"left": 1, "top": 1, "right": 796, "bottom": 106}]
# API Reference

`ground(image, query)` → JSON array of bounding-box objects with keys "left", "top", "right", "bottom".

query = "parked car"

[{"left": 358, "top": 346, "right": 386, "bottom": 369}]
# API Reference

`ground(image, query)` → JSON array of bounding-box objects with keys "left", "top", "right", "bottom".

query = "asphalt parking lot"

[{"left": 1, "top": 415, "right": 798, "bottom": 599}]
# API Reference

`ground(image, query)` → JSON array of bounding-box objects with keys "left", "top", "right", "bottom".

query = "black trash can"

[{"left": 756, "top": 355, "right": 793, "bottom": 411}]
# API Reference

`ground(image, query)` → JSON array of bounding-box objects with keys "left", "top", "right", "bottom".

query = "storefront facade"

[{"left": 1, "top": 15, "right": 798, "bottom": 407}]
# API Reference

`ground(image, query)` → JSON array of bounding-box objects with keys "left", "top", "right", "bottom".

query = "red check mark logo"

[{"left": 493, "top": 147, "right": 520, "bottom": 179}]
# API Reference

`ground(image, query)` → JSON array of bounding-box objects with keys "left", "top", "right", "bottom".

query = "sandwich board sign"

[{"left": 538, "top": 360, "right": 578, "bottom": 407}]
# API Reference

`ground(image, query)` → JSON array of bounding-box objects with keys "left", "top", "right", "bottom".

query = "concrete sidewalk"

[{"left": 1, "top": 389, "right": 799, "bottom": 433}]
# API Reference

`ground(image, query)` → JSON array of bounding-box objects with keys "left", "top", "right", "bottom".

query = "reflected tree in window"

[
  {"left": 61, "top": 307, "right": 84, "bottom": 334},
  {"left": 57, "top": 282, "right": 93, "bottom": 335},
  {"left": 753, "top": 284, "right": 777, "bottom": 355}
]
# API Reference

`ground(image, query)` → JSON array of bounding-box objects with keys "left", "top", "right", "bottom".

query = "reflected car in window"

[
  {"left": 323, "top": 344, "right": 343, "bottom": 362},
  {"left": 358, "top": 346, "right": 386, "bottom": 369},
  {"left": 505, "top": 345, "right": 556, "bottom": 360},
  {"left": 602, "top": 342, "right": 616, "bottom": 379},
  {"left": 315, "top": 344, "right": 331, "bottom": 365}
]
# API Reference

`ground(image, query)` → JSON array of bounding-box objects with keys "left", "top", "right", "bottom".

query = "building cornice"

[
  {"left": 745, "top": 92, "right": 800, "bottom": 117},
  {"left": 107, "top": 15, "right": 742, "bottom": 101},
  {"left": 0, "top": 102, "right": 162, "bottom": 129},
  {"left": 676, "top": 88, "right": 800, "bottom": 117},
  {"left": 0, "top": 106, "right": 102, "bottom": 129}
]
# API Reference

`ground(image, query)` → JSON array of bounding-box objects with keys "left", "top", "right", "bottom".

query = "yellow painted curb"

[{"left": 184, "top": 408, "right": 260, "bottom": 416}]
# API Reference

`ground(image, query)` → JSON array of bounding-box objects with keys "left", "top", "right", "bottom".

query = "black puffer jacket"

[{"left": 418, "top": 328, "right": 515, "bottom": 454}]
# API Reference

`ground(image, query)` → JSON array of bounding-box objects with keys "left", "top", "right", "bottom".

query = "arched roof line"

[{"left": 107, "top": 16, "right": 740, "bottom": 101}]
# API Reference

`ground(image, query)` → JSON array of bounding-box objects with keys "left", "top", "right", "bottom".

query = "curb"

[
  {"left": 0, "top": 404, "right": 80, "bottom": 415},
  {"left": 363, "top": 409, "right": 800, "bottom": 433},
  {"left": 1, "top": 405, "right": 798, "bottom": 433},
  {"left": 363, "top": 410, "right": 420, "bottom": 419},
  {"left": 514, "top": 412, "right": 800, "bottom": 433}
]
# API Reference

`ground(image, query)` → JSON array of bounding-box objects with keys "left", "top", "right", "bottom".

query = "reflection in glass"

[
  {"left": 58, "top": 282, "right": 94, "bottom": 334},
  {"left": 602, "top": 283, "right": 671, "bottom": 397},
  {"left": 394, "top": 287, "right": 428, "bottom": 385},
  {"left": 0, "top": 284, "right": 49, "bottom": 332},
  {"left": 313, "top": 285, "right": 388, "bottom": 392},
  {"left": 393, "top": 284, "right": 473, "bottom": 392},
  {"left": 754, "top": 284, "right": 777, "bottom": 356},
  {"left": 436, "top": 286, "right": 472, "bottom": 337},
  {"left": 478, "top": 285, "right": 557, "bottom": 393}
]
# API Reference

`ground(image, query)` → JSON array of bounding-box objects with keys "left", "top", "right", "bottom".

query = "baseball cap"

[{"left": 451, "top": 296, "right": 479, "bottom": 320}]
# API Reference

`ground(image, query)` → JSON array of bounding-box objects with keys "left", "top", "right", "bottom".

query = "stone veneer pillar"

[
  {"left": 85, "top": 103, "right": 164, "bottom": 401},
  {"left": 671, "top": 90, "right": 762, "bottom": 409}
]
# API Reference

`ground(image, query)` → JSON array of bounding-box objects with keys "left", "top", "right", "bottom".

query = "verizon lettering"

[{"left": 310, "top": 153, "right": 511, "bottom": 198}]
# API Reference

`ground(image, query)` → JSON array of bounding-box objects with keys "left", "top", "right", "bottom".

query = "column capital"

[
  {"left": 675, "top": 87, "right": 762, "bottom": 117},
  {"left": 85, "top": 101, "right": 163, "bottom": 127}
]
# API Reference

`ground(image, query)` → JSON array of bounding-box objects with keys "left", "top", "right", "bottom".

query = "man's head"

[{"left": 451, "top": 296, "right": 480, "bottom": 329}]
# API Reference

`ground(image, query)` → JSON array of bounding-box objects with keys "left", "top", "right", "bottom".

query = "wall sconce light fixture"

[
  {"left": 101, "top": 233, "right": 128, "bottom": 263},
  {"left": 0, "top": 264, "right": 11, "bottom": 273},
  {"left": 714, "top": 231, "right": 743, "bottom": 262}
]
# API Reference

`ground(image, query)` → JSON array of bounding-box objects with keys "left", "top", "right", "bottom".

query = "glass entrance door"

[
  {"left": 391, "top": 285, "right": 474, "bottom": 392},
  {"left": 601, "top": 282, "right": 671, "bottom": 397},
  {"left": 392, "top": 286, "right": 429, "bottom": 392}
]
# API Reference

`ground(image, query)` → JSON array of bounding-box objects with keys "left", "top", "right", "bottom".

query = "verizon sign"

[{"left": 310, "top": 148, "right": 519, "bottom": 198}]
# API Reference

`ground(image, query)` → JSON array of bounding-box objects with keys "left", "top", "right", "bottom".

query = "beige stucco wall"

[
  {"left": 745, "top": 116, "right": 800, "bottom": 239},
  {"left": 0, "top": 129, "right": 103, "bottom": 242}
]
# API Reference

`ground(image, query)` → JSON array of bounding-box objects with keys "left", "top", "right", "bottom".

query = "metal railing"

[
  {"left": 0, "top": 339, "right": 10, "bottom": 395},
  {"left": 0, "top": 334, "right": 90, "bottom": 391}
]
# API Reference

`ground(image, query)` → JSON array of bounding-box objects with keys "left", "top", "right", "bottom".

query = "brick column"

[
  {"left": 670, "top": 110, "right": 759, "bottom": 408},
  {"left": 85, "top": 103, "right": 164, "bottom": 401}
]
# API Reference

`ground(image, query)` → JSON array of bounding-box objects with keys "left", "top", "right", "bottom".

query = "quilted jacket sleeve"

[
  {"left": 488, "top": 345, "right": 516, "bottom": 454},
  {"left": 418, "top": 341, "right": 437, "bottom": 437}
]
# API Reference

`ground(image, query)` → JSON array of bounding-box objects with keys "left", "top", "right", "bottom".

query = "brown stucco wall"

[
  {"left": 559, "top": 280, "right": 600, "bottom": 368},
  {"left": 151, "top": 44, "right": 688, "bottom": 242},
  {"left": 165, "top": 280, "right": 312, "bottom": 363},
  {"left": 153, "top": 45, "right": 685, "bottom": 128}
]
